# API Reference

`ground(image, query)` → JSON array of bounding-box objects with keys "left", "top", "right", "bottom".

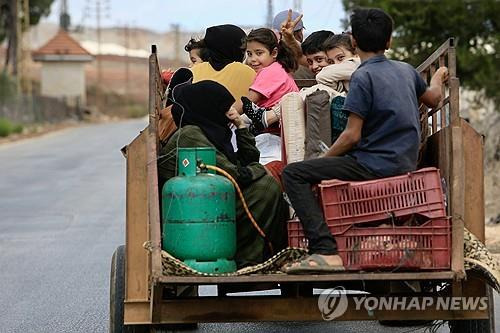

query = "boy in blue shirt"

[{"left": 283, "top": 8, "right": 448, "bottom": 273}]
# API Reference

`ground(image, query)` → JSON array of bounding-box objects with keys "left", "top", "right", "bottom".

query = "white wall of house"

[{"left": 40, "top": 62, "right": 87, "bottom": 104}]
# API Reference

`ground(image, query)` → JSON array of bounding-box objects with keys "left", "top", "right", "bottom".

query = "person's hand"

[
  {"left": 280, "top": 9, "right": 303, "bottom": 41},
  {"left": 435, "top": 66, "right": 449, "bottom": 84},
  {"left": 422, "top": 66, "right": 449, "bottom": 107},
  {"left": 226, "top": 107, "right": 245, "bottom": 129}
]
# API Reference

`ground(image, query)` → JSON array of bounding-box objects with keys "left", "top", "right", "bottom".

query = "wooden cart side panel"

[
  {"left": 418, "top": 39, "right": 465, "bottom": 278},
  {"left": 416, "top": 38, "right": 454, "bottom": 73},
  {"left": 425, "top": 126, "right": 464, "bottom": 278},
  {"left": 461, "top": 119, "right": 485, "bottom": 242},
  {"left": 147, "top": 130, "right": 162, "bottom": 280},
  {"left": 125, "top": 130, "right": 150, "bottom": 303},
  {"left": 157, "top": 297, "right": 489, "bottom": 323},
  {"left": 456, "top": 121, "right": 488, "bottom": 305},
  {"left": 450, "top": 125, "right": 465, "bottom": 278},
  {"left": 147, "top": 51, "right": 163, "bottom": 280},
  {"left": 122, "top": 297, "right": 489, "bottom": 325},
  {"left": 417, "top": 38, "right": 455, "bottom": 136},
  {"left": 158, "top": 271, "right": 455, "bottom": 284}
]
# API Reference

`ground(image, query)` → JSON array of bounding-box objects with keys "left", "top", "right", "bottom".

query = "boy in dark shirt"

[{"left": 282, "top": 8, "right": 448, "bottom": 273}]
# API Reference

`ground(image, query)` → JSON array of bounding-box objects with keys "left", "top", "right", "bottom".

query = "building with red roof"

[{"left": 33, "top": 30, "right": 93, "bottom": 105}]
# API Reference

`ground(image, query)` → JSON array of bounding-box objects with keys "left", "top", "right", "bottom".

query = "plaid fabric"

[
  {"left": 304, "top": 90, "right": 331, "bottom": 160},
  {"left": 331, "top": 96, "right": 348, "bottom": 143}
]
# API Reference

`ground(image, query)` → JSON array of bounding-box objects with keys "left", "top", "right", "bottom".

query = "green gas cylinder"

[{"left": 161, "top": 147, "right": 237, "bottom": 273}]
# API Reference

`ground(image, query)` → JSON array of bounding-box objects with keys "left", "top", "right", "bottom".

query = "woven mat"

[
  {"left": 160, "top": 247, "right": 307, "bottom": 277},
  {"left": 154, "top": 228, "right": 500, "bottom": 292}
]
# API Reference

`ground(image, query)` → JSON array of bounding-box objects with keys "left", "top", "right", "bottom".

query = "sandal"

[{"left": 283, "top": 254, "right": 345, "bottom": 274}]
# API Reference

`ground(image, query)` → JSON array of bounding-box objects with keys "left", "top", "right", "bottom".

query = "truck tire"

[
  {"left": 109, "top": 245, "right": 126, "bottom": 333},
  {"left": 110, "top": 245, "right": 197, "bottom": 332},
  {"left": 109, "top": 245, "right": 149, "bottom": 333},
  {"left": 378, "top": 320, "right": 434, "bottom": 327},
  {"left": 449, "top": 285, "right": 495, "bottom": 333},
  {"left": 449, "top": 319, "right": 491, "bottom": 332}
]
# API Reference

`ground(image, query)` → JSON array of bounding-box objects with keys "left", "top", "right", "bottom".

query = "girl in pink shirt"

[
  {"left": 241, "top": 28, "right": 299, "bottom": 162},
  {"left": 242, "top": 28, "right": 299, "bottom": 132}
]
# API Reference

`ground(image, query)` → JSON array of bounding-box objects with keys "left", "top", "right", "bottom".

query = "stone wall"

[{"left": 0, "top": 95, "right": 83, "bottom": 124}]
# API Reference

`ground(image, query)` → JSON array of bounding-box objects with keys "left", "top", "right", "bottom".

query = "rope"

[{"left": 200, "top": 163, "right": 274, "bottom": 256}]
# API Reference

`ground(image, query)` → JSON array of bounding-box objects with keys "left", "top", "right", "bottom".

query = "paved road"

[{"left": 0, "top": 119, "right": 496, "bottom": 333}]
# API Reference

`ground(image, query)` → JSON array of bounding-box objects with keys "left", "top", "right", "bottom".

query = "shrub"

[
  {"left": 127, "top": 105, "right": 148, "bottom": 118},
  {"left": 0, "top": 117, "right": 23, "bottom": 137},
  {"left": 0, "top": 118, "right": 12, "bottom": 137},
  {"left": 12, "top": 123, "right": 23, "bottom": 134}
]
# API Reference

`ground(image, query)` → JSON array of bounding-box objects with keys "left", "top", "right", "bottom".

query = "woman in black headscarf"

[
  {"left": 158, "top": 80, "right": 288, "bottom": 268},
  {"left": 202, "top": 24, "right": 246, "bottom": 70},
  {"left": 191, "top": 24, "right": 256, "bottom": 102}
]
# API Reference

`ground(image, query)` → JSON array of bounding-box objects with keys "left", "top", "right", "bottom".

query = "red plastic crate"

[
  {"left": 287, "top": 217, "right": 451, "bottom": 271},
  {"left": 319, "top": 167, "right": 446, "bottom": 235}
]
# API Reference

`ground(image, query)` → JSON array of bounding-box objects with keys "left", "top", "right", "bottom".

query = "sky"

[{"left": 43, "top": 0, "right": 347, "bottom": 35}]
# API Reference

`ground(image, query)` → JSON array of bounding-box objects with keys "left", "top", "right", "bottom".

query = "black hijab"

[
  {"left": 165, "top": 67, "right": 193, "bottom": 107},
  {"left": 171, "top": 80, "right": 237, "bottom": 163},
  {"left": 203, "top": 24, "right": 246, "bottom": 71}
]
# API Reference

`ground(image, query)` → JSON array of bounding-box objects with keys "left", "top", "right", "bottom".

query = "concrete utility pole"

[
  {"left": 60, "top": 0, "right": 70, "bottom": 31},
  {"left": 84, "top": 0, "right": 110, "bottom": 108},
  {"left": 170, "top": 23, "right": 181, "bottom": 62},
  {"left": 124, "top": 23, "right": 130, "bottom": 96},
  {"left": 266, "top": 0, "right": 273, "bottom": 28},
  {"left": 96, "top": 0, "right": 102, "bottom": 93},
  {"left": 293, "top": 0, "right": 302, "bottom": 13}
]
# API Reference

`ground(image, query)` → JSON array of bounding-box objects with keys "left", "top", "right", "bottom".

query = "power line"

[
  {"left": 123, "top": 22, "right": 130, "bottom": 96},
  {"left": 83, "top": 0, "right": 111, "bottom": 108}
]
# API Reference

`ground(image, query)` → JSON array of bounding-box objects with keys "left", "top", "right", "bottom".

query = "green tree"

[
  {"left": 342, "top": 0, "right": 500, "bottom": 107},
  {"left": 0, "top": 0, "right": 54, "bottom": 42},
  {"left": 0, "top": 0, "right": 54, "bottom": 72}
]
